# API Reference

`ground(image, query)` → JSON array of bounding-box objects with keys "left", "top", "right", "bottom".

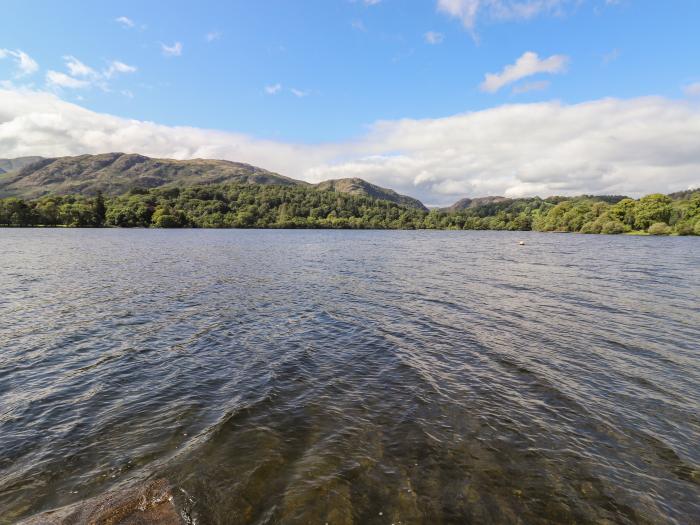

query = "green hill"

[
  {"left": 0, "top": 153, "right": 428, "bottom": 211},
  {"left": 314, "top": 178, "right": 428, "bottom": 211},
  {"left": 0, "top": 153, "right": 301, "bottom": 199},
  {"left": 442, "top": 196, "right": 512, "bottom": 212},
  {"left": 0, "top": 156, "right": 45, "bottom": 174}
]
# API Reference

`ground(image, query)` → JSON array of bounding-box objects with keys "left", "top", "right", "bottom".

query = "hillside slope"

[
  {"left": 0, "top": 156, "right": 44, "bottom": 175},
  {"left": 315, "top": 178, "right": 428, "bottom": 211},
  {"left": 0, "top": 153, "right": 302, "bottom": 199},
  {"left": 442, "top": 196, "right": 512, "bottom": 212},
  {"left": 0, "top": 153, "right": 428, "bottom": 210}
]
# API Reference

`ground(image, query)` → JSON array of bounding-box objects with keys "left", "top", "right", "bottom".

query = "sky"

[{"left": 1, "top": 0, "right": 700, "bottom": 205}]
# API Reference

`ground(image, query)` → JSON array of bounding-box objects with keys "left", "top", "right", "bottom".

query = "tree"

[
  {"left": 35, "top": 198, "right": 61, "bottom": 226},
  {"left": 580, "top": 221, "right": 601, "bottom": 234},
  {"left": 151, "top": 206, "right": 186, "bottom": 228},
  {"left": 94, "top": 191, "right": 107, "bottom": 227},
  {"left": 609, "top": 198, "right": 637, "bottom": 228},
  {"left": 682, "top": 192, "right": 700, "bottom": 223},
  {"left": 601, "top": 221, "right": 626, "bottom": 234},
  {"left": 58, "top": 202, "right": 95, "bottom": 227},
  {"left": 634, "top": 194, "right": 672, "bottom": 230},
  {"left": 676, "top": 222, "right": 695, "bottom": 235},
  {"left": 2, "top": 198, "right": 35, "bottom": 226}
]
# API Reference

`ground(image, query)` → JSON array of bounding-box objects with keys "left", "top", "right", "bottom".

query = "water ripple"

[{"left": 0, "top": 229, "right": 698, "bottom": 524}]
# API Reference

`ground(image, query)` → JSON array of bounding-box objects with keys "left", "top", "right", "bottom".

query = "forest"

[{"left": 1, "top": 183, "right": 699, "bottom": 235}]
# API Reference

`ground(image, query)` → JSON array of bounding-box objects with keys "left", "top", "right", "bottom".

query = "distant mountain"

[
  {"left": 667, "top": 188, "right": 700, "bottom": 200},
  {"left": 442, "top": 196, "right": 512, "bottom": 212},
  {"left": 314, "top": 178, "right": 428, "bottom": 211},
  {"left": 0, "top": 153, "right": 428, "bottom": 210},
  {"left": 0, "top": 156, "right": 44, "bottom": 175},
  {"left": 0, "top": 153, "right": 302, "bottom": 199}
]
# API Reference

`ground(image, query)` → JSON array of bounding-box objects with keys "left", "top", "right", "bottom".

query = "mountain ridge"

[
  {"left": 0, "top": 153, "right": 428, "bottom": 211},
  {"left": 0, "top": 156, "right": 45, "bottom": 175},
  {"left": 1, "top": 154, "right": 696, "bottom": 213},
  {"left": 315, "top": 177, "right": 428, "bottom": 212},
  {"left": 441, "top": 196, "right": 513, "bottom": 212}
]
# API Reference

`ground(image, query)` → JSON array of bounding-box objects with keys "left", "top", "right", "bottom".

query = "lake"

[{"left": 1, "top": 229, "right": 699, "bottom": 524}]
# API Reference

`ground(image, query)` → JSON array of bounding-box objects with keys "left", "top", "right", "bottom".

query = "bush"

[
  {"left": 580, "top": 221, "right": 600, "bottom": 234},
  {"left": 676, "top": 222, "right": 695, "bottom": 236},
  {"left": 695, "top": 220, "right": 700, "bottom": 236},
  {"left": 151, "top": 207, "right": 186, "bottom": 228},
  {"left": 648, "top": 222, "right": 672, "bottom": 235},
  {"left": 601, "top": 221, "right": 626, "bottom": 234},
  {"left": 153, "top": 213, "right": 180, "bottom": 228}
]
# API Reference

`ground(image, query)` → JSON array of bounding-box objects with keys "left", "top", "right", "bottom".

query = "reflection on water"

[{"left": 1, "top": 229, "right": 699, "bottom": 524}]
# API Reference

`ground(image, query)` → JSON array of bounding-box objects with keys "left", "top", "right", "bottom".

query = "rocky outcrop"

[{"left": 18, "top": 479, "right": 183, "bottom": 525}]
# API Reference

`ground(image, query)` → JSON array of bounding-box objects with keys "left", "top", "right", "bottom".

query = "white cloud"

[
  {"left": 205, "top": 31, "right": 222, "bottom": 42},
  {"left": 437, "top": 0, "right": 481, "bottom": 29},
  {"left": 683, "top": 82, "right": 700, "bottom": 97},
  {"left": 512, "top": 80, "right": 550, "bottom": 94},
  {"left": 481, "top": 51, "right": 568, "bottom": 93},
  {"left": 437, "top": 0, "right": 589, "bottom": 31},
  {"left": 63, "top": 56, "right": 98, "bottom": 78},
  {"left": 104, "top": 60, "right": 137, "bottom": 79},
  {"left": 115, "top": 16, "right": 135, "bottom": 28},
  {"left": 424, "top": 31, "right": 445, "bottom": 44},
  {"left": 161, "top": 42, "right": 183, "bottom": 57},
  {"left": 290, "top": 88, "right": 309, "bottom": 98},
  {"left": 265, "top": 83, "right": 282, "bottom": 95},
  {"left": 45, "top": 57, "right": 136, "bottom": 91},
  {"left": 0, "top": 49, "right": 39, "bottom": 77},
  {"left": 45, "top": 71, "right": 90, "bottom": 89},
  {"left": 1, "top": 88, "right": 699, "bottom": 204}
]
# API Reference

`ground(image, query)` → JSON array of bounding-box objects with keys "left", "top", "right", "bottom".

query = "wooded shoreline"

[{"left": 1, "top": 183, "right": 699, "bottom": 235}]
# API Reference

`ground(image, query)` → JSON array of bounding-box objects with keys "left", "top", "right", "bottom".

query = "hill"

[
  {"left": 1, "top": 181, "right": 698, "bottom": 235},
  {"left": 667, "top": 188, "right": 700, "bottom": 200},
  {"left": 0, "top": 153, "right": 301, "bottom": 199},
  {"left": 315, "top": 178, "right": 428, "bottom": 212},
  {"left": 442, "top": 196, "right": 512, "bottom": 212},
  {"left": 0, "top": 153, "right": 427, "bottom": 210},
  {"left": 0, "top": 156, "right": 44, "bottom": 175}
]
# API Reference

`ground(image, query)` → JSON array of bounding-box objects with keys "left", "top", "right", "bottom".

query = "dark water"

[{"left": 1, "top": 229, "right": 699, "bottom": 524}]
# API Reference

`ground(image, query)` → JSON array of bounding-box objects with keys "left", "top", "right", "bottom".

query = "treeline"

[
  {"left": 0, "top": 185, "right": 425, "bottom": 229},
  {"left": 436, "top": 193, "right": 700, "bottom": 235},
  {"left": 1, "top": 183, "right": 699, "bottom": 235}
]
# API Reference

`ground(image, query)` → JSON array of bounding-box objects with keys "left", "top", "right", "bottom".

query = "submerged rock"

[{"left": 18, "top": 479, "right": 183, "bottom": 525}]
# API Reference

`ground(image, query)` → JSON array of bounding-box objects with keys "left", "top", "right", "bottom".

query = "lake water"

[{"left": 1, "top": 229, "right": 699, "bottom": 524}]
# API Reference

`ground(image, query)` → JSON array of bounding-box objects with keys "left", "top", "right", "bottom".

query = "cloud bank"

[{"left": 1, "top": 89, "right": 699, "bottom": 205}]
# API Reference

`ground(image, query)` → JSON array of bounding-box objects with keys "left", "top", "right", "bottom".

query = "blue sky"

[
  {"left": 1, "top": 0, "right": 699, "bottom": 203},
  {"left": 3, "top": 0, "right": 698, "bottom": 142}
]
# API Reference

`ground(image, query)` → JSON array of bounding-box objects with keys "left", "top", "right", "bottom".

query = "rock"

[{"left": 17, "top": 479, "right": 183, "bottom": 525}]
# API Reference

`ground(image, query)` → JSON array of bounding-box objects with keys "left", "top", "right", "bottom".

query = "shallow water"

[{"left": 1, "top": 229, "right": 699, "bottom": 524}]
